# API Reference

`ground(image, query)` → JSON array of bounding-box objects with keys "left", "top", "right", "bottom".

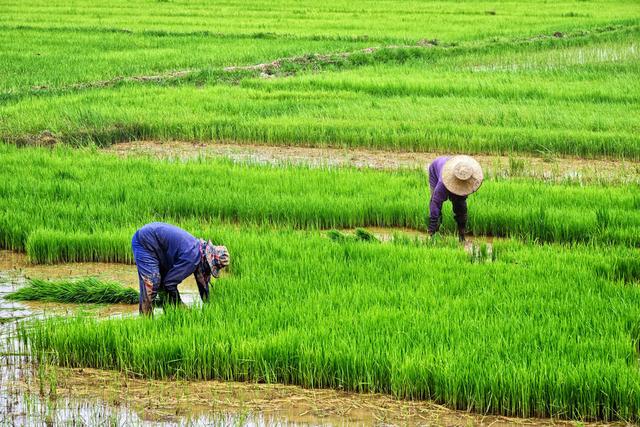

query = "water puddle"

[{"left": 0, "top": 251, "right": 616, "bottom": 426}]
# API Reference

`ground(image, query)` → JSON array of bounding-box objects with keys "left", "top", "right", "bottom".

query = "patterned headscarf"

[{"left": 201, "top": 240, "right": 230, "bottom": 278}]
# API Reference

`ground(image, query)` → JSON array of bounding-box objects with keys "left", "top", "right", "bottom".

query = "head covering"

[
  {"left": 442, "top": 155, "right": 484, "bottom": 196},
  {"left": 204, "top": 241, "right": 230, "bottom": 278}
]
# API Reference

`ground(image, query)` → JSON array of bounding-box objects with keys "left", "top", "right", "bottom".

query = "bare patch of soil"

[{"left": 109, "top": 140, "right": 640, "bottom": 184}]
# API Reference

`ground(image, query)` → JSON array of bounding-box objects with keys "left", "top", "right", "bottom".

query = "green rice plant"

[
  {"left": 508, "top": 157, "right": 526, "bottom": 176},
  {"left": 1, "top": 7, "right": 638, "bottom": 156},
  {"left": 0, "top": 144, "right": 638, "bottom": 266},
  {"left": 18, "top": 229, "right": 640, "bottom": 421},
  {"left": 327, "top": 228, "right": 379, "bottom": 243},
  {"left": 354, "top": 228, "right": 379, "bottom": 242},
  {"left": 468, "top": 242, "right": 494, "bottom": 263},
  {"left": 595, "top": 252, "right": 640, "bottom": 284},
  {"left": 26, "top": 229, "right": 134, "bottom": 264},
  {"left": 7, "top": 278, "right": 139, "bottom": 304},
  {"left": 326, "top": 229, "right": 351, "bottom": 242}
]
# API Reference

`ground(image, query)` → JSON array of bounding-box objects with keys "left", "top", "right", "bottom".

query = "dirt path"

[{"left": 109, "top": 140, "right": 640, "bottom": 184}]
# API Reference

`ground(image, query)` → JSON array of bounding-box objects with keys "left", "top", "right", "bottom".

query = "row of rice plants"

[
  {"left": 0, "top": 26, "right": 375, "bottom": 94},
  {"left": 7, "top": 17, "right": 633, "bottom": 95},
  {"left": 2, "top": 24, "right": 637, "bottom": 156},
  {"left": 4, "top": 75, "right": 638, "bottom": 157},
  {"left": 5, "top": 0, "right": 635, "bottom": 42},
  {"left": 1, "top": 144, "right": 638, "bottom": 263},
  {"left": 19, "top": 228, "right": 640, "bottom": 420}
]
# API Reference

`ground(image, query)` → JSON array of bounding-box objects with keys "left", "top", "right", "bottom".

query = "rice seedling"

[
  {"left": 467, "top": 242, "right": 494, "bottom": 263},
  {"left": 508, "top": 157, "right": 526, "bottom": 177},
  {"left": 7, "top": 278, "right": 139, "bottom": 304},
  {"left": 326, "top": 229, "right": 351, "bottom": 243},
  {"left": 0, "top": 144, "right": 638, "bottom": 265},
  {"left": 18, "top": 229, "right": 640, "bottom": 421},
  {"left": 1, "top": 3, "right": 638, "bottom": 156},
  {"left": 354, "top": 228, "right": 379, "bottom": 242}
]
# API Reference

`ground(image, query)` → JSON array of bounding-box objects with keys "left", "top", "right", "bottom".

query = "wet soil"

[
  {"left": 9, "top": 365, "right": 617, "bottom": 427},
  {"left": 0, "top": 250, "right": 138, "bottom": 284},
  {"left": 109, "top": 141, "right": 640, "bottom": 184}
]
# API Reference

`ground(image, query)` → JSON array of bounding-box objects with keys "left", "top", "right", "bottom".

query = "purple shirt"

[
  {"left": 135, "top": 222, "right": 202, "bottom": 291},
  {"left": 428, "top": 156, "right": 468, "bottom": 233}
]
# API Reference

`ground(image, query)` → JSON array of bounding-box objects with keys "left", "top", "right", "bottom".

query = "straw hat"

[{"left": 442, "top": 155, "right": 484, "bottom": 196}]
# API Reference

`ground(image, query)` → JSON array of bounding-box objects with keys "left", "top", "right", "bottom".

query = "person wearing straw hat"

[
  {"left": 428, "top": 155, "right": 484, "bottom": 242},
  {"left": 131, "top": 222, "right": 230, "bottom": 315}
]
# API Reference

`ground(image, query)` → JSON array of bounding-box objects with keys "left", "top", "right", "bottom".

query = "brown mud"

[
  {"left": 8, "top": 366, "right": 621, "bottom": 427},
  {"left": 0, "top": 250, "right": 138, "bottom": 284},
  {"left": 109, "top": 140, "right": 640, "bottom": 184}
]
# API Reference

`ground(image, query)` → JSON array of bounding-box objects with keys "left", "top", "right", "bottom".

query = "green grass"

[
  {"left": 18, "top": 229, "right": 640, "bottom": 421},
  {"left": 1, "top": 1, "right": 639, "bottom": 156},
  {"left": 7, "top": 277, "right": 138, "bottom": 304},
  {"left": 3, "top": 2, "right": 640, "bottom": 421},
  {"left": 0, "top": 26, "right": 375, "bottom": 94},
  {"left": 1, "top": 144, "right": 638, "bottom": 264},
  {"left": 4, "top": 0, "right": 638, "bottom": 41}
]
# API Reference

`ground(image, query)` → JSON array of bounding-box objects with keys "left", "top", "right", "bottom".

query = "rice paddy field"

[{"left": 1, "top": 0, "right": 640, "bottom": 425}]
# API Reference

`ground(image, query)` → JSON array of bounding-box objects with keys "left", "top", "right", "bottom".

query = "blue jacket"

[{"left": 135, "top": 222, "right": 202, "bottom": 292}]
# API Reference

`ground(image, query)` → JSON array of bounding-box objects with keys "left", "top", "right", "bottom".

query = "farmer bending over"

[
  {"left": 131, "top": 222, "right": 230, "bottom": 315},
  {"left": 428, "top": 155, "right": 484, "bottom": 242}
]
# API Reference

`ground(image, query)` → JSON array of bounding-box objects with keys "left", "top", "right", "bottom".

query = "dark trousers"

[{"left": 131, "top": 231, "right": 162, "bottom": 315}]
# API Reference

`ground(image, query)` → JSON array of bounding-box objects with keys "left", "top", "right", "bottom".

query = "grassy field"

[
  {"left": 4, "top": 1, "right": 638, "bottom": 40},
  {"left": 19, "top": 230, "right": 640, "bottom": 420},
  {"left": 3, "top": 0, "right": 640, "bottom": 422},
  {"left": 1, "top": 1, "right": 639, "bottom": 156},
  {"left": 1, "top": 144, "right": 639, "bottom": 263}
]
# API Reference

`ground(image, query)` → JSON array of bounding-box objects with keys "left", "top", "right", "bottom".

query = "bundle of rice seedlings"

[{"left": 7, "top": 277, "right": 139, "bottom": 304}]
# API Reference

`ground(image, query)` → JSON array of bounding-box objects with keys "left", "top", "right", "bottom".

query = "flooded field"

[{"left": 0, "top": 251, "right": 626, "bottom": 426}]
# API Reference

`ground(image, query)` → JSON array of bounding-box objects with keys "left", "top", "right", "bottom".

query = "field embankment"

[{"left": 110, "top": 140, "right": 640, "bottom": 184}]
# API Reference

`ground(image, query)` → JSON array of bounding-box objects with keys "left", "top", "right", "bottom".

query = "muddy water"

[{"left": 0, "top": 251, "right": 616, "bottom": 426}]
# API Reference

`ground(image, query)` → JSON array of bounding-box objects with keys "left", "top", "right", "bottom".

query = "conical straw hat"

[{"left": 442, "top": 155, "right": 484, "bottom": 196}]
